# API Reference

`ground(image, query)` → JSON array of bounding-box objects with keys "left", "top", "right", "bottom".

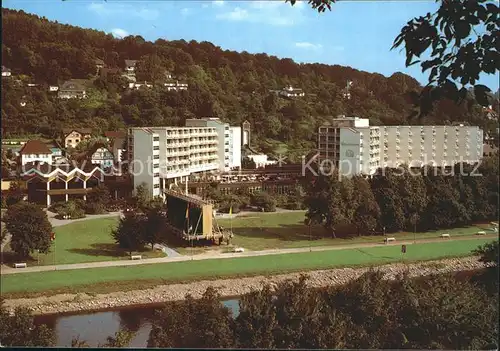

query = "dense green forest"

[{"left": 1, "top": 8, "right": 498, "bottom": 159}]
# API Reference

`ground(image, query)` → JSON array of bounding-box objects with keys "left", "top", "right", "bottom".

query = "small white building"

[
  {"left": 18, "top": 140, "right": 53, "bottom": 166},
  {"left": 248, "top": 154, "right": 276, "bottom": 168},
  {"left": 49, "top": 86, "right": 59, "bottom": 92},
  {"left": 124, "top": 60, "right": 137, "bottom": 75},
  {"left": 2, "top": 66, "right": 11, "bottom": 77},
  {"left": 279, "top": 86, "right": 305, "bottom": 98},
  {"left": 129, "top": 81, "right": 153, "bottom": 90},
  {"left": 163, "top": 81, "right": 188, "bottom": 91}
]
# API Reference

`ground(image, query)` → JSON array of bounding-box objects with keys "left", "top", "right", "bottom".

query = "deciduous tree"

[{"left": 4, "top": 202, "right": 53, "bottom": 259}]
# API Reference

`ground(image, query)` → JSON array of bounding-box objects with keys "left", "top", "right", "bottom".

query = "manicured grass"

[
  {"left": 2, "top": 217, "right": 164, "bottom": 266},
  {"left": 217, "top": 211, "right": 495, "bottom": 251},
  {"left": 1, "top": 238, "right": 494, "bottom": 297}
]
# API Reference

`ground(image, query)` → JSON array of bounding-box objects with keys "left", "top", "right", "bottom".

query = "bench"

[
  {"left": 441, "top": 233, "right": 450, "bottom": 238},
  {"left": 14, "top": 263, "right": 27, "bottom": 268},
  {"left": 476, "top": 231, "right": 486, "bottom": 235},
  {"left": 384, "top": 237, "right": 396, "bottom": 243},
  {"left": 130, "top": 255, "right": 142, "bottom": 260}
]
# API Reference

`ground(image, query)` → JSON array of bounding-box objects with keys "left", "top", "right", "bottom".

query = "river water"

[{"left": 34, "top": 299, "right": 240, "bottom": 348}]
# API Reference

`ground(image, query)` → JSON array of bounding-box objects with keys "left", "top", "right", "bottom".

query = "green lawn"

[
  {"left": 217, "top": 211, "right": 495, "bottom": 251},
  {"left": 1, "top": 238, "right": 494, "bottom": 298},
  {"left": 2, "top": 217, "right": 165, "bottom": 266}
]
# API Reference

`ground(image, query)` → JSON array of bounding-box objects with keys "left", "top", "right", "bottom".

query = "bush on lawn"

[
  {"left": 55, "top": 201, "right": 86, "bottom": 219},
  {"left": 251, "top": 191, "right": 276, "bottom": 212}
]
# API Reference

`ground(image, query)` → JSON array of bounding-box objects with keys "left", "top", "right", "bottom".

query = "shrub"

[
  {"left": 85, "top": 202, "right": 107, "bottom": 215},
  {"left": 55, "top": 201, "right": 86, "bottom": 219},
  {"left": 251, "top": 192, "right": 276, "bottom": 212}
]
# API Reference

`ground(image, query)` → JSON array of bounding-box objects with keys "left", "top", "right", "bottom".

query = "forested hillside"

[{"left": 1, "top": 8, "right": 497, "bottom": 159}]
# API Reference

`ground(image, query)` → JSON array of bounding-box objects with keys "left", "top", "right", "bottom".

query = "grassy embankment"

[{"left": 1, "top": 238, "right": 494, "bottom": 298}]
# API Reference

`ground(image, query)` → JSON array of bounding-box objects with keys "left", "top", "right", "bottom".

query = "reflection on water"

[{"left": 35, "top": 299, "right": 240, "bottom": 347}]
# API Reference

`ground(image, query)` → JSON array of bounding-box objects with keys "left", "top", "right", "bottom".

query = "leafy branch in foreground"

[{"left": 291, "top": 0, "right": 499, "bottom": 117}]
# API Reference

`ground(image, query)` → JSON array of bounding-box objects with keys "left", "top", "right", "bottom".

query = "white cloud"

[
  {"left": 213, "top": 0, "right": 225, "bottom": 6},
  {"left": 87, "top": 2, "right": 159, "bottom": 21},
  {"left": 295, "top": 42, "right": 323, "bottom": 50},
  {"left": 215, "top": 1, "right": 304, "bottom": 26},
  {"left": 216, "top": 7, "right": 249, "bottom": 21},
  {"left": 111, "top": 28, "right": 129, "bottom": 39}
]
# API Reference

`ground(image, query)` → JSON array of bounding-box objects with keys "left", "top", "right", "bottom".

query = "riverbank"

[{"left": 3, "top": 256, "right": 489, "bottom": 316}]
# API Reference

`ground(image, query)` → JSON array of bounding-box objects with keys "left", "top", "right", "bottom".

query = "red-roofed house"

[{"left": 19, "top": 140, "right": 53, "bottom": 166}]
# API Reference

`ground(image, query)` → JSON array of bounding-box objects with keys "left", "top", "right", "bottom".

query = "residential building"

[
  {"left": 162, "top": 80, "right": 189, "bottom": 91},
  {"left": 49, "top": 86, "right": 59, "bottom": 92},
  {"left": 128, "top": 126, "right": 219, "bottom": 197},
  {"left": 62, "top": 128, "right": 92, "bottom": 149},
  {"left": 105, "top": 131, "right": 126, "bottom": 163},
  {"left": 2, "top": 66, "right": 11, "bottom": 77},
  {"left": 91, "top": 147, "right": 115, "bottom": 169},
  {"left": 279, "top": 86, "right": 305, "bottom": 98},
  {"left": 124, "top": 60, "right": 137, "bottom": 75},
  {"left": 94, "top": 58, "right": 105, "bottom": 70},
  {"left": 317, "top": 116, "right": 484, "bottom": 177},
  {"left": 185, "top": 118, "right": 241, "bottom": 172},
  {"left": 18, "top": 140, "right": 53, "bottom": 166},
  {"left": 22, "top": 162, "right": 103, "bottom": 206},
  {"left": 128, "top": 81, "right": 153, "bottom": 90},
  {"left": 49, "top": 147, "right": 63, "bottom": 161},
  {"left": 58, "top": 79, "right": 87, "bottom": 99}
]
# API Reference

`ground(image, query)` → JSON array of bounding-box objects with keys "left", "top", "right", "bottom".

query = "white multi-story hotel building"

[
  {"left": 185, "top": 118, "right": 241, "bottom": 172},
  {"left": 128, "top": 126, "right": 219, "bottom": 197},
  {"left": 379, "top": 125, "right": 483, "bottom": 167},
  {"left": 318, "top": 117, "right": 381, "bottom": 175},
  {"left": 318, "top": 116, "right": 484, "bottom": 176}
]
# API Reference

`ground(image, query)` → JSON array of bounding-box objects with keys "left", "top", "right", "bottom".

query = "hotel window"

[
  {"left": 153, "top": 137, "right": 160, "bottom": 141},
  {"left": 153, "top": 164, "right": 159, "bottom": 169},
  {"left": 153, "top": 184, "right": 160, "bottom": 188},
  {"left": 153, "top": 155, "right": 160, "bottom": 159}
]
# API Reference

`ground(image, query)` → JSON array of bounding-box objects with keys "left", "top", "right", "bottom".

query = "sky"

[{"left": 3, "top": 0, "right": 498, "bottom": 89}]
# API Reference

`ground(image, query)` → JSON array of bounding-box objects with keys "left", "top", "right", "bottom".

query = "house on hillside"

[
  {"left": 91, "top": 147, "right": 115, "bottom": 169},
  {"left": 2, "top": 66, "right": 11, "bottom": 77},
  {"left": 19, "top": 140, "right": 53, "bottom": 166},
  {"left": 124, "top": 60, "right": 137, "bottom": 75},
  {"left": 163, "top": 80, "right": 189, "bottom": 91},
  {"left": 279, "top": 86, "right": 305, "bottom": 98},
  {"left": 62, "top": 128, "right": 92, "bottom": 149},
  {"left": 128, "top": 81, "right": 153, "bottom": 90},
  {"left": 58, "top": 79, "right": 87, "bottom": 99},
  {"left": 49, "top": 86, "right": 59, "bottom": 92},
  {"left": 95, "top": 58, "right": 105, "bottom": 69}
]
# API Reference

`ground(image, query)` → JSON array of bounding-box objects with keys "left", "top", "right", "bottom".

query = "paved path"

[{"left": 1, "top": 234, "right": 496, "bottom": 275}]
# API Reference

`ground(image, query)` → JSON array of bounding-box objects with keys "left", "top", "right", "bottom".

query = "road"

[{"left": 1, "top": 234, "right": 496, "bottom": 275}]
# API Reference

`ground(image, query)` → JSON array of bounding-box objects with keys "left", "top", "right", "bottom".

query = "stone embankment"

[{"left": 3, "top": 256, "right": 488, "bottom": 316}]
